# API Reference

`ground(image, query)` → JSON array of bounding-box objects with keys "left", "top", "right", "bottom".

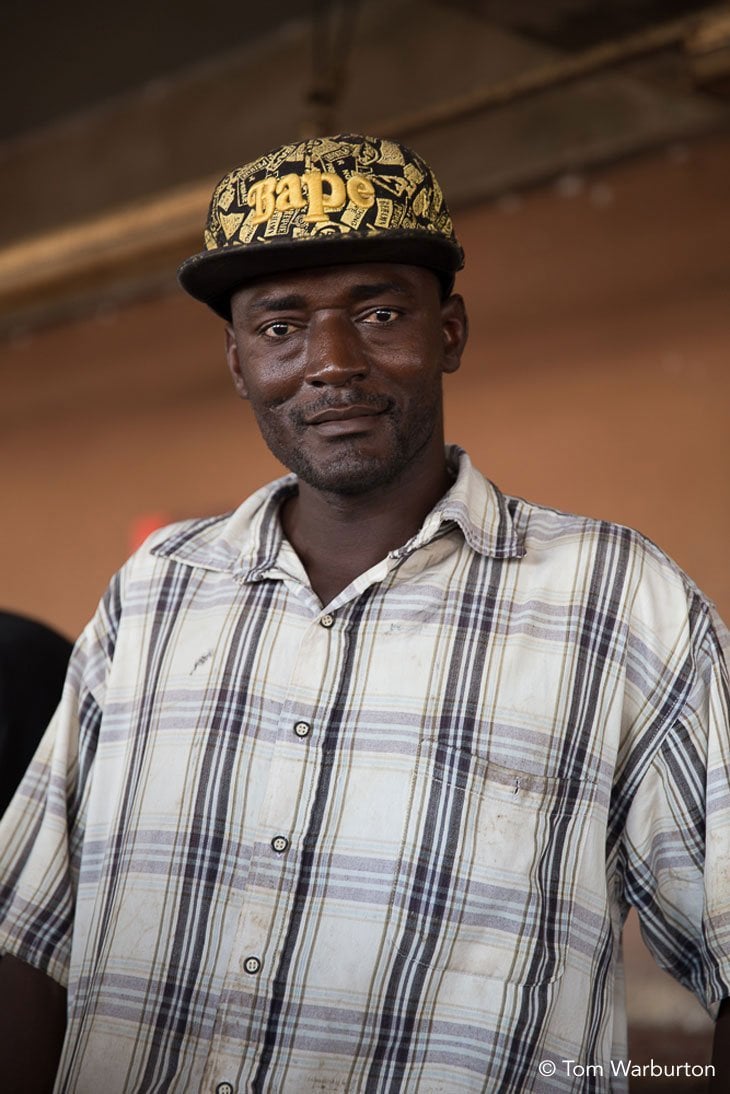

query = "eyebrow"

[
  {"left": 250, "top": 293, "right": 307, "bottom": 312},
  {"left": 249, "top": 281, "right": 409, "bottom": 312},
  {"left": 347, "top": 281, "right": 409, "bottom": 302}
]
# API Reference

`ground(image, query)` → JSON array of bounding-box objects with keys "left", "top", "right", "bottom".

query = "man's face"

[{"left": 225, "top": 263, "right": 467, "bottom": 495}]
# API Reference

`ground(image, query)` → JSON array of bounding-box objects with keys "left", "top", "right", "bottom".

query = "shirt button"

[
  {"left": 294, "top": 720, "right": 311, "bottom": 738},
  {"left": 243, "top": 955, "right": 262, "bottom": 975},
  {"left": 271, "top": 835, "right": 289, "bottom": 853},
  {"left": 216, "top": 1084, "right": 234, "bottom": 1094},
  {"left": 320, "top": 613, "right": 335, "bottom": 628}
]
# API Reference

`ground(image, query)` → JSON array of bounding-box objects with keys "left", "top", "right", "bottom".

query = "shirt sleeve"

[
  {"left": 0, "top": 570, "right": 123, "bottom": 987},
  {"left": 622, "top": 596, "right": 730, "bottom": 1014}
]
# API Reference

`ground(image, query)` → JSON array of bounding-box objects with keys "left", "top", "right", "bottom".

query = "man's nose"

[{"left": 304, "top": 313, "right": 369, "bottom": 385}]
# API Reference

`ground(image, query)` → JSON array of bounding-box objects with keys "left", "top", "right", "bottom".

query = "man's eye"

[
  {"left": 262, "top": 321, "right": 296, "bottom": 338},
  {"left": 363, "top": 308, "right": 399, "bottom": 324}
]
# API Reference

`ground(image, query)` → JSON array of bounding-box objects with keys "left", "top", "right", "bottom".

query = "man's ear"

[
  {"left": 440, "top": 293, "right": 468, "bottom": 375},
  {"left": 225, "top": 324, "right": 249, "bottom": 399}
]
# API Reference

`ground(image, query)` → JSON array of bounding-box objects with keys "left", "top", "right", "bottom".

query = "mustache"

[{"left": 291, "top": 391, "right": 394, "bottom": 425}]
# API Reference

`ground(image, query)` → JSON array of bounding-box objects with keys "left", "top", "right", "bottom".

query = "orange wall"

[{"left": 2, "top": 133, "right": 729, "bottom": 639}]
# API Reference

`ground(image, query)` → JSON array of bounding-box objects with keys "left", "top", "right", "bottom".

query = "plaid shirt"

[{"left": 1, "top": 448, "right": 729, "bottom": 1093}]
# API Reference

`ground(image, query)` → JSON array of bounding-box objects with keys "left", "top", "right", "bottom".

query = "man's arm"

[
  {"left": 710, "top": 997, "right": 730, "bottom": 1088},
  {"left": 0, "top": 954, "right": 66, "bottom": 1092}
]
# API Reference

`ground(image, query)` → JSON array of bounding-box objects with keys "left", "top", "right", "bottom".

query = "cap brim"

[{"left": 177, "top": 231, "right": 464, "bottom": 320}]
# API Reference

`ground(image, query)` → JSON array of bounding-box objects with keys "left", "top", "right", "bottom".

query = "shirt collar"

[
  {"left": 391, "top": 445, "right": 525, "bottom": 562},
  {"left": 150, "top": 445, "right": 524, "bottom": 576}
]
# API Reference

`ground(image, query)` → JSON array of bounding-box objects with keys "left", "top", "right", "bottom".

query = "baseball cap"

[{"left": 177, "top": 134, "right": 464, "bottom": 319}]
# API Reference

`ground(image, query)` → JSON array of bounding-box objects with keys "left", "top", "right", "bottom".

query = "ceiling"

[
  {"left": 3, "top": 0, "right": 717, "bottom": 141},
  {"left": 435, "top": 0, "right": 712, "bottom": 50}
]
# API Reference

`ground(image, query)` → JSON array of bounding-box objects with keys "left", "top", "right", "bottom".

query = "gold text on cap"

[{"left": 247, "top": 171, "right": 376, "bottom": 225}]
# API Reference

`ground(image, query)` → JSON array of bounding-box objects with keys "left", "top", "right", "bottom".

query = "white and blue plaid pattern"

[{"left": 1, "top": 448, "right": 728, "bottom": 1093}]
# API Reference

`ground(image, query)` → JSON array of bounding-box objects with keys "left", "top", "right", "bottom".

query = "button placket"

[
  {"left": 224, "top": 611, "right": 341, "bottom": 1059},
  {"left": 203, "top": 611, "right": 349, "bottom": 1091}
]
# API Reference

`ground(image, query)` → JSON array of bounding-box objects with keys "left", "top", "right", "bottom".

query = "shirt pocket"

[{"left": 387, "top": 750, "right": 597, "bottom": 986}]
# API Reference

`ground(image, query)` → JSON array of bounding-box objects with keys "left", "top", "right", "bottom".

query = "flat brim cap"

[{"left": 178, "top": 134, "right": 464, "bottom": 319}]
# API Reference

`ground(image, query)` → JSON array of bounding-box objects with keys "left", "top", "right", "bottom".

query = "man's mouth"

[
  {"left": 306, "top": 404, "right": 386, "bottom": 425},
  {"left": 303, "top": 401, "right": 390, "bottom": 437}
]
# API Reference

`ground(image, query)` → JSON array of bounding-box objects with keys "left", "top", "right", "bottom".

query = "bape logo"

[{"left": 247, "top": 171, "right": 376, "bottom": 225}]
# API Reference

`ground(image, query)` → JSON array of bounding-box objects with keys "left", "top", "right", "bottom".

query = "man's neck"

[{"left": 280, "top": 458, "right": 454, "bottom": 607}]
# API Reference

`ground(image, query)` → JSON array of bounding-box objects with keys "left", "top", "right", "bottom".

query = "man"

[{"left": 1, "top": 135, "right": 729, "bottom": 1092}]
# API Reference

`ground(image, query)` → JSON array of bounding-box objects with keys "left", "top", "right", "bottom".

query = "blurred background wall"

[{"left": 1, "top": 1, "right": 729, "bottom": 1087}]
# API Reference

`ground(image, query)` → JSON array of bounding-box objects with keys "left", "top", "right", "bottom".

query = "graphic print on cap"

[{"left": 204, "top": 135, "right": 456, "bottom": 250}]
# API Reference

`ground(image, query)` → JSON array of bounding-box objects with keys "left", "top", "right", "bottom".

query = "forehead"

[{"left": 229, "top": 262, "right": 441, "bottom": 316}]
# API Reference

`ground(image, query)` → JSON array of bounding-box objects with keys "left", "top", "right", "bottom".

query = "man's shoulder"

[
  {"left": 504, "top": 489, "right": 652, "bottom": 551},
  {"left": 496, "top": 484, "right": 715, "bottom": 623},
  {"left": 146, "top": 511, "right": 237, "bottom": 562},
  {"left": 505, "top": 486, "right": 678, "bottom": 566},
  {"left": 449, "top": 449, "right": 690, "bottom": 595},
  {"left": 126, "top": 474, "right": 295, "bottom": 577}
]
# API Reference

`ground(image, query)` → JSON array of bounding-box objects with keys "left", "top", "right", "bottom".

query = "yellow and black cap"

[{"left": 177, "top": 134, "right": 464, "bottom": 319}]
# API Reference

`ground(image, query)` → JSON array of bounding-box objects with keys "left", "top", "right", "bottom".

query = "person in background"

[{"left": 0, "top": 611, "right": 72, "bottom": 816}]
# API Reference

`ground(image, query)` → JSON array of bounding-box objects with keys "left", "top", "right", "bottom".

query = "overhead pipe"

[{"left": 372, "top": 6, "right": 729, "bottom": 139}]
